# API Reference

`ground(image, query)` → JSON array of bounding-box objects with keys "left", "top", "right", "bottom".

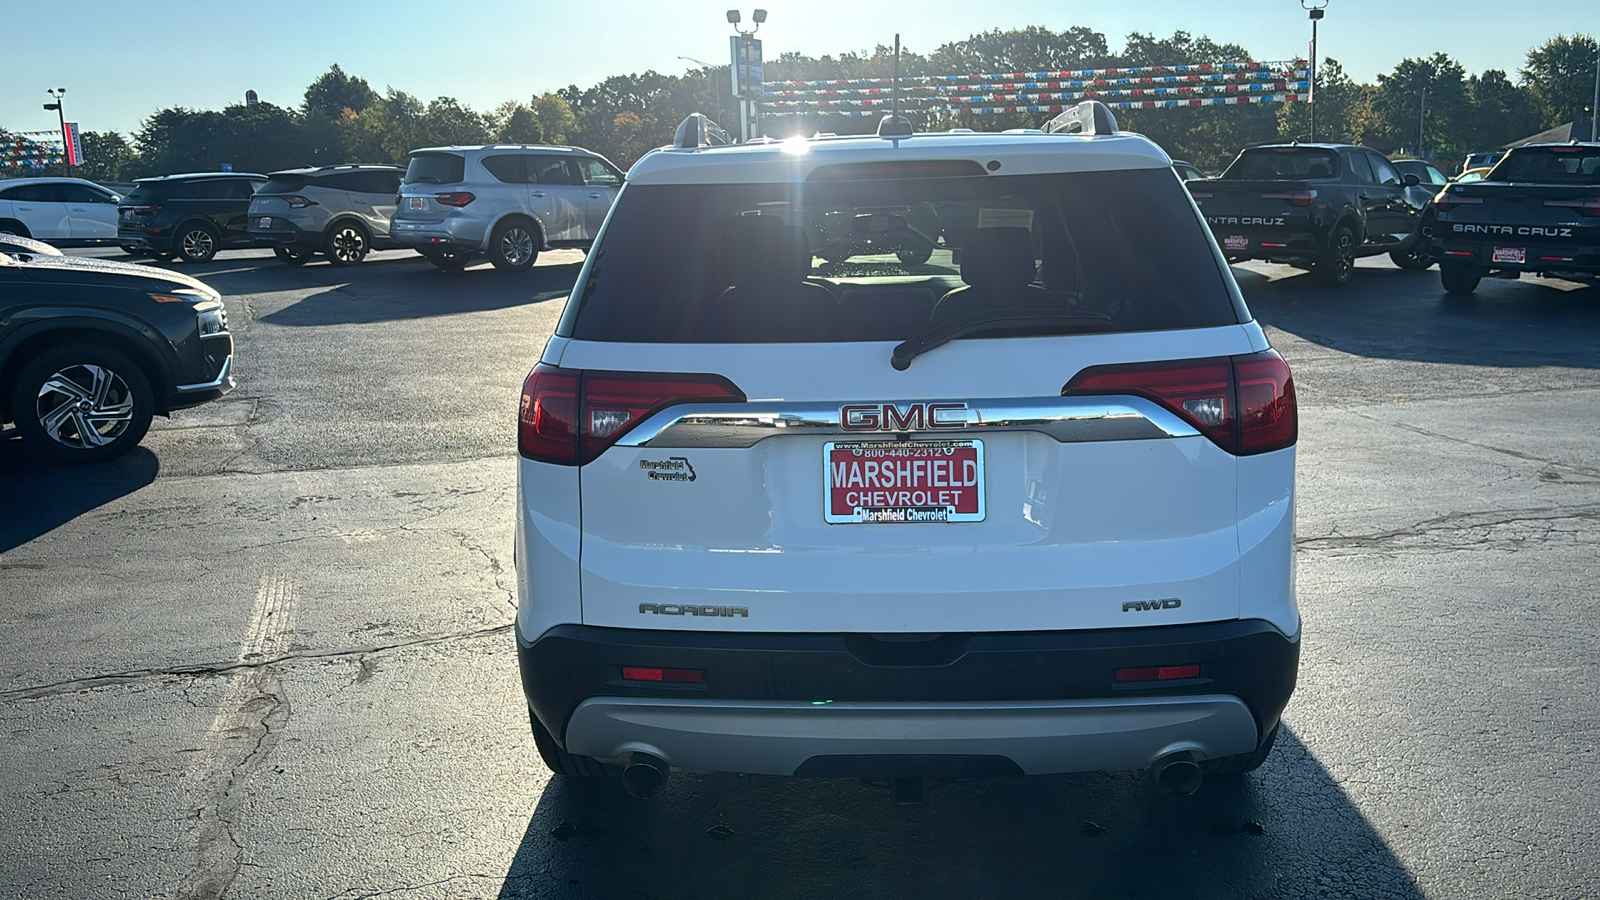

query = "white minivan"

[{"left": 513, "top": 106, "right": 1299, "bottom": 801}]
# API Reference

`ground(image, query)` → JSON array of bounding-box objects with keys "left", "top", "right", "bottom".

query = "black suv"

[
  {"left": 0, "top": 247, "right": 234, "bottom": 461},
  {"left": 118, "top": 173, "right": 267, "bottom": 263}
]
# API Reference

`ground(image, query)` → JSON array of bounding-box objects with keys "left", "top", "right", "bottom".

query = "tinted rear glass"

[
  {"left": 260, "top": 175, "right": 310, "bottom": 194},
  {"left": 404, "top": 153, "right": 466, "bottom": 185},
  {"left": 124, "top": 183, "right": 168, "bottom": 203},
  {"left": 560, "top": 169, "right": 1238, "bottom": 344},
  {"left": 1488, "top": 147, "right": 1600, "bottom": 184},
  {"left": 1222, "top": 149, "right": 1340, "bottom": 179}
]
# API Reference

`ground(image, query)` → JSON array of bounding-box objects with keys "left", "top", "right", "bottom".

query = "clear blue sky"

[{"left": 1, "top": 0, "right": 1589, "bottom": 136}]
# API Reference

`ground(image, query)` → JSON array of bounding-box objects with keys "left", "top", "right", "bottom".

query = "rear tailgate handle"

[{"left": 532, "top": 191, "right": 547, "bottom": 198}]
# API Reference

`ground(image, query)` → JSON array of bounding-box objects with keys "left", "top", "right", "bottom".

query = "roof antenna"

[{"left": 877, "top": 33, "right": 913, "bottom": 139}]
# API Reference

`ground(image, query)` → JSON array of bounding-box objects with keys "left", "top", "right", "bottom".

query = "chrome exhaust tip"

[
  {"left": 1151, "top": 752, "right": 1204, "bottom": 797},
  {"left": 620, "top": 752, "right": 669, "bottom": 799}
]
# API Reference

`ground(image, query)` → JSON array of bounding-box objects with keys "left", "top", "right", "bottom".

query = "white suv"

[
  {"left": 390, "top": 144, "right": 623, "bottom": 272},
  {"left": 513, "top": 106, "right": 1299, "bottom": 801}
]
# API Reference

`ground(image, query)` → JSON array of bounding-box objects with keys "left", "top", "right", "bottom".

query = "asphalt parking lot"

[{"left": 2, "top": 248, "right": 1598, "bottom": 899}]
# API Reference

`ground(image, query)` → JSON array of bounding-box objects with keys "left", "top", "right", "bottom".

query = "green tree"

[
  {"left": 1467, "top": 69, "right": 1541, "bottom": 150},
  {"left": 1278, "top": 58, "right": 1369, "bottom": 145},
  {"left": 491, "top": 101, "right": 543, "bottom": 143},
  {"left": 303, "top": 64, "right": 378, "bottom": 119},
  {"left": 77, "top": 131, "right": 137, "bottom": 181},
  {"left": 417, "top": 97, "right": 488, "bottom": 148},
  {"left": 1113, "top": 31, "right": 1274, "bottom": 170},
  {"left": 1520, "top": 33, "right": 1599, "bottom": 128},
  {"left": 531, "top": 93, "right": 576, "bottom": 145},
  {"left": 1374, "top": 53, "right": 1470, "bottom": 159}
]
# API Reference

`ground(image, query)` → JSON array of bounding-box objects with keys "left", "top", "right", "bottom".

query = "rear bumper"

[
  {"left": 1429, "top": 236, "right": 1600, "bottom": 276},
  {"left": 1209, "top": 229, "right": 1322, "bottom": 263},
  {"left": 519, "top": 619, "right": 1298, "bottom": 776},
  {"left": 246, "top": 221, "right": 315, "bottom": 250},
  {"left": 117, "top": 227, "right": 171, "bottom": 252},
  {"left": 389, "top": 217, "right": 485, "bottom": 253}
]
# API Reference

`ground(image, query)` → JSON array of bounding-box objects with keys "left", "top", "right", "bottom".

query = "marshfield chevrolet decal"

[{"left": 640, "top": 457, "right": 696, "bottom": 482}]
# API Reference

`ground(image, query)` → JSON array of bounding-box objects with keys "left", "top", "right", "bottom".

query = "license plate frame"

[
  {"left": 1492, "top": 246, "right": 1525, "bottom": 264},
  {"left": 824, "top": 440, "right": 985, "bottom": 524},
  {"left": 1223, "top": 235, "right": 1249, "bottom": 250},
  {"left": 257, "top": 217, "right": 271, "bottom": 228}
]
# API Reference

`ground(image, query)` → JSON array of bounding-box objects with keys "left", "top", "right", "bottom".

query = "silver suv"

[
  {"left": 247, "top": 165, "right": 405, "bottom": 266},
  {"left": 390, "top": 145, "right": 624, "bottom": 272}
]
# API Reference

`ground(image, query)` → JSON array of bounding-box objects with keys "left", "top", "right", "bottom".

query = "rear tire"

[
  {"left": 1201, "top": 723, "right": 1279, "bottom": 776},
  {"left": 0, "top": 220, "right": 32, "bottom": 238},
  {"left": 489, "top": 219, "right": 539, "bottom": 272},
  {"left": 1440, "top": 262, "right": 1483, "bottom": 295},
  {"left": 10, "top": 343, "right": 155, "bottom": 463},
  {"left": 274, "top": 246, "right": 311, "bottom": 266},
  {"left": 1313, "top": 225, "right": 1355, "bottom": 287},
  {"left": 423, "top": 248, "right": 471, "bottom": 271},
  {"left": 530, "top": 712, "right": 618, "bottom": 777},
  {"left": 175, "top": 221, "right": 219, "bottom": 263},
  {"left": 324, "top": 222, "right": 370, "bottom": 266}
]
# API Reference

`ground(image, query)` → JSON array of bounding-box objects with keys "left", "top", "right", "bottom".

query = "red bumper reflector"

[
  {"left": 1259, "top": 242, "right": 1286, "bottom": 247},
  {"left": 1445, "top": 250, "right": 1473, "bottom": 256},
  {"left": 622, "top": 666, "right": 704, "bottom": 683},
  {"left": 1115, "top": 664, "right": 1201, "bottom": 683}
]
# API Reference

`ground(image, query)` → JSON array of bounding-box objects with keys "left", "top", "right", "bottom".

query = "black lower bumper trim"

[{"left": 518, "top": 620, "right": 1300, "bottom": 749}]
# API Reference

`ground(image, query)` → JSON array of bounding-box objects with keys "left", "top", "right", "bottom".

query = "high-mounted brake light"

[
  {"left": 1260, "top": 189, "right": 1317, "bottom": 207},
  {"left": 434, "top": 192, "right": 476, "bottom": 207},
  {"left": 519, "top": 365, "right": 745, "bottom": 465},
  {"left": 1063, "top": 350, "right": 1296, "bottom": 456}
]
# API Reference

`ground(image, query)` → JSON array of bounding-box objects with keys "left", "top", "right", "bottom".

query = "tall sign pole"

[
  {"left": 43, "top": 88, "right": 69, "bottom": 171},
  {"left": 1591, "top": 54, "right": 1598, "bottom": 142},
  {"left": 1302, "top": 1, "right": 1327, "bottom": 142},
  {"left": 727, "top": 9, "right": 767, "bottom": 142}
]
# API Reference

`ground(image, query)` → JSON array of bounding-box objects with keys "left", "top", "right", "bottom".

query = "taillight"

[
  {"left": 1543, "top": 198, "right": 1600, "bottom": 216},
  {"left": 1189, "top": 191, "right": 1213, "bottom": 199},
  {"left": 1434, "top": 192, "right": 1483, "bottom": 212},
  {"left": 434, "top": 192, "right": 476, "bottom": 207},
  {"left": 519, "top": 365, "right": 745, "bottom": 465},
  {"left": 1260, "top": 189, "right": 1316, "bottom": 207},
  {"left": 282, "top": 195, "right": 315, "bottom": 208},
  {"left": 1063, "top": 349, "right": 1296, "bottom": 456},
  {"left": 123, "top": 205, "right": 160, "bottom": 212}
]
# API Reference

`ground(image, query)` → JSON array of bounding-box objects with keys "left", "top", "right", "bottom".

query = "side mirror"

[{"left": 1403, "top": 173, "right": 1421, "bottom": 186}]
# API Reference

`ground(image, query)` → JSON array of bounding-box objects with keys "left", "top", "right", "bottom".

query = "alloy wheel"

[
  {"left": 331, "top": 226, "right": 367, "bottom": 264},
  {"left": 181, "top": 228, "right": 215, "bottom": 260},
  {"left": 499, "top": 227, "right": 535, "bottom": 266},
  {"left": 34, "top": 364, "right": 136, "bottom": 450}
]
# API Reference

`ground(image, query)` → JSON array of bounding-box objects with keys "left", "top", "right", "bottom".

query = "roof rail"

[
  {"left": 1044, "top": 100, "right": 1119, "bottom": 137},
  {"left": 673, "top": 113, "right": 732, "bottom": 149}
]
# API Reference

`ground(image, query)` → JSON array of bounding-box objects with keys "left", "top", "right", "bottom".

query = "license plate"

[
  {"left": 1492, "top": 246, "right": 1525, "bottom": 264},
  {"left": 257, "top": 217, "right": 271, "bottom": 228},
  {"left": 825, "top": 440, "right": 984, "bottom": 524},
  {"left": 408, "top": 197, "right": 426, "bottom": 210},
  {"left": 121, "top": 210, "right": 132, "bottom": 221},
  {"left": 1224, "top": 235, "right": 1249, "bottom": 250}
]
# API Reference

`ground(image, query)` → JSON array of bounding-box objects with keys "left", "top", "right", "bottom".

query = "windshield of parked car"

[
  {"left": 403, "top": 153, "right": 466, "bottom": 185},
  {"left": 1486, "top": 147, "right": 1600, "bottom": 184},
  {"left": 559, "top": 168, "right": 1238, "bottom": 344},
  {"left": 1221, "top": 148, "right": 1341, "bottom": 180}
]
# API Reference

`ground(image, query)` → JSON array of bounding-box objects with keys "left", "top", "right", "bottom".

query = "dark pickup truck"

[
  {"left": 1190, "top": 143, "right": 1432, "bottom": 286},
  {"left": 1423, "top": 142, "right": 1600, "bottom": 294}
]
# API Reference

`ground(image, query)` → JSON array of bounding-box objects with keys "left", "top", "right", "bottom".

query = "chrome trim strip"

[
  {"left": 618, "top": 395, "right": 1199, "bottom": 449},
  {"left": 175, "top": 355, "right": 232, "bottom": 393}
]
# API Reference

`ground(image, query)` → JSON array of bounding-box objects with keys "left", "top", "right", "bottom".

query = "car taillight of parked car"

[
  {"left": 519, "top": 364, "right": 746, "bottom": 465},
  {"left": 1063, "top": 350, "right": 1296, "bottom": 456},
  {"left": 1433, "top": 193, "right": 1483, "bottom": 212},
  {"left": 1543, "top": 198, "right": 1600, "bottom": 217},
  {"left": 434, "top": 192, "right": 476, "bottom": 207},
  {"left": 1260, "top": 190, "right": 1317, "bottom": 208},
  {"left": 281, "top": 195, "right": 316, "bottom": 208}
]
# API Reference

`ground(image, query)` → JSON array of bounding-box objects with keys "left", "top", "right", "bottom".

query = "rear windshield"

[
  {"left": 124, "top": 183, "right": 166, "bottom": 203},
  {"left": 404, "top": 153, "right": 466, "bottom": 185},
  {"left": 559, "top": 168, "right": 1238, "bottom": 344},
  {"left": 1221, "top": 149, "right": 1340, "bottom": 180},
  {"left": 259, "top": 175, "right": 310, "bottom": 194},
  {"left": 1487, "top": 147, "right": 1600, "bottom": 184}
]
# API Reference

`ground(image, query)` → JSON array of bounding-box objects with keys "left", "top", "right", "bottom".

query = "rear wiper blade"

[{"left": 891, "top": 309, "right": 1112, "bottom": 371}]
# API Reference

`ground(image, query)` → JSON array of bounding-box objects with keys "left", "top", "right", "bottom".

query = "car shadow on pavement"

[
  {"left": 1235, "top": 265, "right": 1600, "bottom": 369},
  {"left": 496, "top": 726, "right": 1421, "bottom": 899},
  {"left": 0, "top": 442, "right": 159, "bottom": 553},
  {"left": 258, "top": 261, "right": 583, "bottom": 327}
]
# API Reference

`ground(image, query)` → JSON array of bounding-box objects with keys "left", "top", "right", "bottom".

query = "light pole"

[
  {"left": 727, "top": 9, "right": 767, "bottom": 141},
  {"left": 678, "top": 55, "right": 724, "bottom": 124},
  {"left": 42, "top": 87, "right": 68, "bottom": 171},
  {"left": 1418, "top": 86, "right": 1427, "bottom": 157},
  {"left": 1301, "top": 1, "right": 1327, "bottom": 142},
  {"left": 1591, "top": 54, "right": 1598, "bottom": 142}
]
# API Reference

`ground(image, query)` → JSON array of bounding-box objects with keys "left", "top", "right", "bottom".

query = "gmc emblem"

[
  {"left": 1122, "top": 598, "right": 1182, "bottom": 612},
  {"left": 841, "top": 402, "right": 968, "bottom": 431}
]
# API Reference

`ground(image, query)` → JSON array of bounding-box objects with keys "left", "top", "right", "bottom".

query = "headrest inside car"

[{"left": 960, "top": 227, "right": 1036, "bottom": 289}]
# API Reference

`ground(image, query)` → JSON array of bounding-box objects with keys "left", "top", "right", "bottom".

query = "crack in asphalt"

[
  {"left": 1297, "top": 505, "right": 1600, "bottom": 552},
  {"left": 1348, "top": 412, "right": 1600, "bottom": 480},
  {"left": 0, "top": 624, "right": 512, "bottom": 702}
]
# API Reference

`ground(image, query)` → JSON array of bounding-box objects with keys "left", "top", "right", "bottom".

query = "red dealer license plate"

[
  {"left": 824, "top": 440, "right": 985, "bottom": 524},
  {"left": 1224, "top": 235, "right": 1249, "bottom": 250},
  {"left": 1492, "top": 247, "right": 1525, "bottom": 264}
]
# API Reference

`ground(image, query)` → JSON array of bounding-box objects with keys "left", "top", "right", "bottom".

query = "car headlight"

[{"left": 195, "top": 302, "right": 229, "bottom": 336}]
